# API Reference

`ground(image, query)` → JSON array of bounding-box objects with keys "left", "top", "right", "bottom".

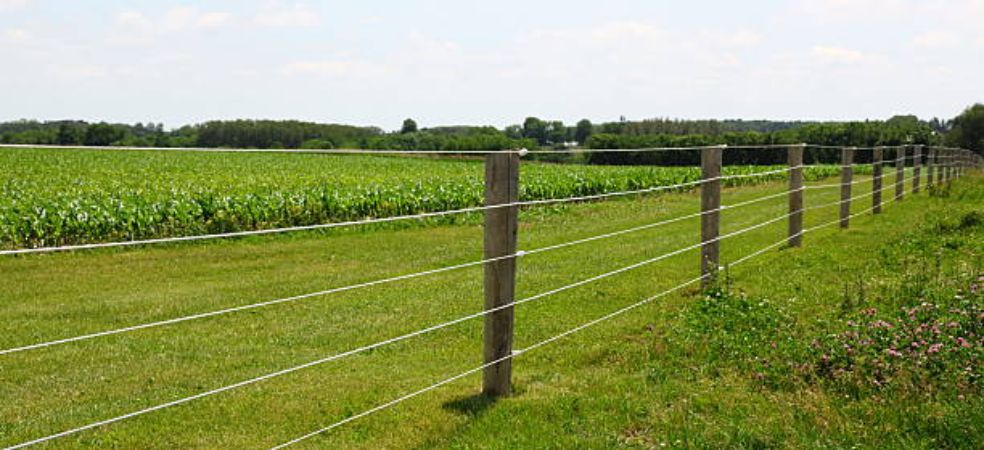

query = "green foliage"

[
  {"left": 586, "top": 118, "right": 941, "bottom": 165},
  {"left": 400, "top": 118, "right": 418, "bottom": 134},
  {"left": 0, "top": 148, "right": 856, "bottom": 248},
  {"left": 676, "top": 203, "right": 983, "bottom": 400},
  {"left": 193, "top": 119, "right": 380, "bottom": 148},
  {"left": 946, "top": 104, "right": 984, "bottom": 154}
]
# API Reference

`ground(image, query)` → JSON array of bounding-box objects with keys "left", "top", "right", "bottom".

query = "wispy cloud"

[
  {"left": 282, "top": 60, "right": 357, "bottom": 76},
  {"left": 912, "top": 31, "right": 959, "bottom": 48},
  {"left": 812, "top": 46, "right": 866, "bottom": 65},
  {"left": 0, "top": 0, "right": 30, "bottom": 10},
  {"left": 254, "top": 2, "right": 320, "bottom": 27},
  {"left": 116, "top": 7, "right": 234, "bottom": 34}
]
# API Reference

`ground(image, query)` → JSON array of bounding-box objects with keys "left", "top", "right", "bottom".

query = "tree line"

[{"left": 1, "top": 104, "right": 980, "bottom": 164}]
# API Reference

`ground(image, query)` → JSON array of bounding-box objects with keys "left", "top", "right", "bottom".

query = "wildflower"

[{"left": 927, "top": 343, "right": 943, "bottom": 354}]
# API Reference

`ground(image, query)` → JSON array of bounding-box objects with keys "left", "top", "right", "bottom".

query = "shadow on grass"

[{"left": 442, "top": 393, "right": 498, "bottom": 417}]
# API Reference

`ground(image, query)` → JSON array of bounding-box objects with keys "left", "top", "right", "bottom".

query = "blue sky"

[{"left": 1, "top": 0, "right": 981, "bottom": 130}]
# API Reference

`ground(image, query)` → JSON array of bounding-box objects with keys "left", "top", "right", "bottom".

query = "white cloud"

[
  {"left": 0, "top": 0, "right": 29, "bottom": 10},
  {"left": 589, "top": 21, "right": 666, "bottom": 45},
  {"left": 117, "top": 11, "right": 151, "bottom": 29},
  {"left": 812, "top": 46, "right": 866, "bottom": 64},
  {"left": 282, "top": 60, "right": 358, "bottom": 76},
  {"left": 195, "top": 11, "right": 233, "bottom": 28},
  {"left": 117, "top": 7, "right": 232, "bottom": 34},
  {"left": 254, "top": 2, "right": 320, "bottom": 27},
  {"left": 912, "top": 31, "right": 959, "bottom": 48},
  {"left": 720, "top": 30, "right": 763, "bottom": 47}
]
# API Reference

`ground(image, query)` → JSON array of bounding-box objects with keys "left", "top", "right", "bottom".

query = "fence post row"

[
  {"left": 787, "top": 144, "right": 805, "bottom": 247},
  {"left": 700, "top": 145, "right": 723, "bottom": 289},
  {"left": 912, "top": 145, "right": 922, "bottom": 194},
  {"left": 872, "top": 146, "right": 883, "bottom": 214},
  {"left": 839, "top": 146, "right": 854, "bottom": 228},
  {"left": 895, "top": 147, "right": 905, "bottom": 201},
  {"left": 482, "top": 151, "right": 520, "bottom": 397}
]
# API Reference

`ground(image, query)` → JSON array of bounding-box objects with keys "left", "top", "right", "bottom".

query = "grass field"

[
  {"left": 1, "top": 162, "right": 978, "bottom": 449},
  {"left": 0, "top": 148, "right": 860, "bottom": 249}
]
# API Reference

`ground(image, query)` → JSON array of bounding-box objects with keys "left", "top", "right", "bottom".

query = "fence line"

[
  {"left": 3, "top": 205, "right": 814, "bottom": 448},
  {"left": 270, "top": 194, "right": 902, "bottom": 448},
  {"left": 1, "top": 143, "right": 979, "bottom": 449},
  {"left": 0, "top": 182, "right": 801, "bottom": 356}
]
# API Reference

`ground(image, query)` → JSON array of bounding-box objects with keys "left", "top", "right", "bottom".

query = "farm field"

[
  {"left": 1, "top": 163, "right": 978, "bottom": 449},
  {"left": 0, "top": 148, "right": 865, "bottom": 249}
]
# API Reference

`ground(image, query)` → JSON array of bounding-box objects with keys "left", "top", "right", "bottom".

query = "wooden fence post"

[
  {"left": 700, "top": 145, "right": 723, "bottom": 289},
  {"left": 787, "top": 144, "right": 805, "bottom": 247},
  {"left": 483, "top": 151, "right": 520, "bottom": 397},
  {"left": 945, "top": 150, "right": 952, "bottom": 182},
  {"left": 872, "top": 147, "right": 883, "bottom": 214},
  {"left": 839, "top": 146, "right": 854, "bottom": 228},
  {"left": 926, "top": 147, "right": 935, "bottom": 187},
  {"left": 937, "top": 148, "right": 945, "bottom": 185},
  {"left": 895, "top": 146, "right": 905, "bottom": 201},
  {"left": 912, "top": 145, "right": 922, "bottom": 194}
]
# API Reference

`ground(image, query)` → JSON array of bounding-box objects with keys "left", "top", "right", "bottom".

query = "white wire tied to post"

[
  {"left": 0, "top": 166, "right": 800, "bottom": 256},
  {"left": 0, "top": 182, "right": 802, "bottom": 357},
  {"left": 5, "top": 206, "right": 802, "bottom": 449}
]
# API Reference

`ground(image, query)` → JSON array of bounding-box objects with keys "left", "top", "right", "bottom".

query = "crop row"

[{"left": 0, "top": 149, "right": 868, "bottom": 249}]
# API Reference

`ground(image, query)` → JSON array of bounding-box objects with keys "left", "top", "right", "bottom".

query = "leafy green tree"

[
  {"left": 522, "top": 117, "right": 550, "bottom": 145},
  {"left": 83, "top": 123, "right": 126, "bottom": 146},
  {"left": 946, "top": 104, "right": 984, "bottom": 154},
  {"left": 56, "top": 123, "right": 83, "bottom": 145},
  {"left": 546, "top": 121, "right": 566, "bottom": 144},
  {"left": 575, "top": 119, "right": 593, "bottom": 144},
  {"left": 400, "top": 118, "right": 418, "bottom": 134}
]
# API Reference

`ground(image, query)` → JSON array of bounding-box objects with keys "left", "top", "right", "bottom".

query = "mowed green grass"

[{"left": 0, "top": 169, "right": 976, "bottom": 449}]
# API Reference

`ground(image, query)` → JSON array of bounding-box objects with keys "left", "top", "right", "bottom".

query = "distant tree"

[
  {"left": 400, "top": 118, "right": 418, "bottom": 134},
  {"left": 503, "top": 124, "right": 523, "bottom": 139},
  {"left": 522, "top": 117, "right": 548, "bottom": 145},
  {"left": 56, "top": 123, "right": 83, "bottom": 145},
  {"left": 546, "top": 120, "right": 566, "bottom": 144},
  {"left": 946, "top": 104, "right": 984, "bottom": 154},
  {"left": 83, "top": 123, "right": 126, "bottom": 146},
  {"left": 575, "top": 119, "right": 593, "bottom": 144}
]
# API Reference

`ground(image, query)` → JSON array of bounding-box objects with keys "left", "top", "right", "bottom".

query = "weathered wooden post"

[
  {"left": 945, "top": 150, "right": 952, "bottom": 182},
  {"left": 937, "top": 148, "right": 945, "bottom": 185},
  {"left": 872, "top": 147, "right": 883, "bottom": 214},
  {"left": 700, "top": 145, "right": 723, "bottom": 288},
  {"left": 912, "top": 145, "right": 922, "bottom": 194},
  {"left": 926, "top": 147, "right": 935, "bottom": 187},
  {"left": 787, "top": 144, "right": 805, "bottom": 247},
  {"left": 895, "top": 147, "right": 905, "bottom": 201},
  {"left": 839, "top": 146, "right": 854, "bottom": 228},
  {"left": 483, "top": 150, "right": 520, "bottom": 396}
]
